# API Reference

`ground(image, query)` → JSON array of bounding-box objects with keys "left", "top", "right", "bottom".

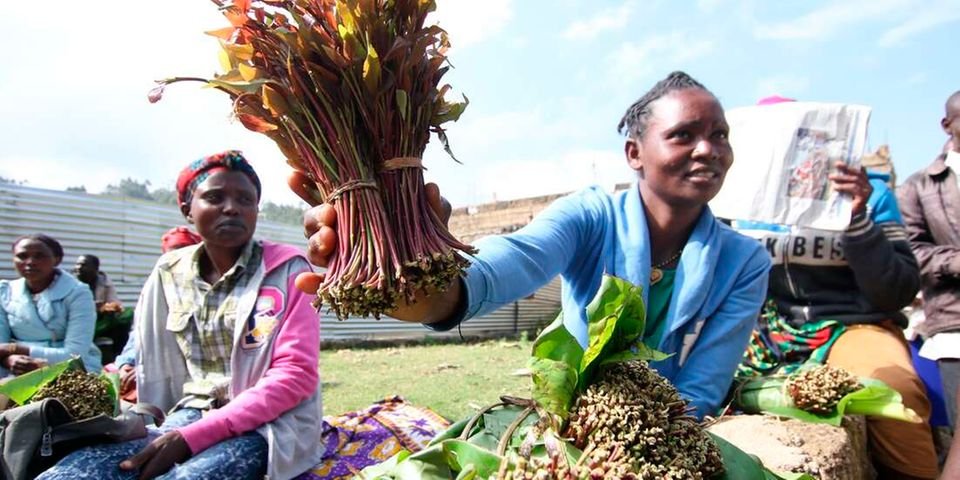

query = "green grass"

[{"left": 320, "top": 338, "right": 533, "bottom": 421}]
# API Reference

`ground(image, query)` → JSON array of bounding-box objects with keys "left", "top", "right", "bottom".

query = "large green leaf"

[
  {"left": 442, "top": 441, "right": 503, "bottom": 479},
  {"left": 530, "top": 313, "right": 582, "bottom": 369},
  {"left": 0, "top": 357, "right": 84, "bottom": 405},
  {"left": 734, "top": 376, "right": 920, "bottom": 426},
  {"left": 709, "top": 432, "right": 816, "bottom": 480},
  {"left": 529, "top": 357, "right": 577, "bottom": 420},
  {"left": 579, "top": 276, "right": 649, "bottom": 389},
  {"left": 357, "top": 444, "right": 453, "bottom": 479}
]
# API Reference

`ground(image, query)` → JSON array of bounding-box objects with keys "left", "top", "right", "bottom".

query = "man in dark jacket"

[{"left": 898, "top": 90, "right": 960, "bottom": 433}]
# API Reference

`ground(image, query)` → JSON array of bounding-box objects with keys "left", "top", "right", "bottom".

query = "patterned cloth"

[
  {"left": 175, "top": 150, "right": 262, "bottom": 206},
  {"left": 297, "top": 396, "right": 451, "bottom": 480},
  {"left": 158, "top": 241, "right": 262, "bottom": 409},
  {"left": 35, "top": 409, "right": 268, "bottom": 480},
  {"left": 738, "top": 299, "right": 846, "bottom": 377}
]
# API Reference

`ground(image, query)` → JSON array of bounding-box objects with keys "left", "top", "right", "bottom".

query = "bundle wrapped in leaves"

[
  {"left": 358, "top": 276, "right": 812, "bottom": 480},
  {"left": 152, "top": 0, "right": 474, "bottom": 319},
  {"left": 0, "top": 357, "right": 120, "bottom": 420},
  {"left": 31, "top": 369, "right": 114, "bottom": 420},
  {"left": 731, "top": 364, "right": 922, "bottom": 426}
]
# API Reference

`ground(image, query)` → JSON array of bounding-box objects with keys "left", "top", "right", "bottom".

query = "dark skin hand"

[
  {"left": 119, "top": 430, "right": 191, "bottom": 479},
  {"left": 827, "top": 161, "right": 873, "bottom": 218},
  {"left": 119, "top": 364, "right": 137, "bottom": 394},
  {"left": 2, "top": 354, "right": 45, "bottom": 375}
]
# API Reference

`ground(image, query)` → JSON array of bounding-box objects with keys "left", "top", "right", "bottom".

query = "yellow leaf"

[
  {"left": 218, "top": 48, "right": 234, "bottom": 72},
  {"left": 362, "top": 45, "right": 380, "bottom": 94},
  {"left": 262, "top": 84, "right": 290, "bottom": 117},
  {"left": 238, "top": 63, "right": 259, "bottom": 81},
  {"left": 224, "top": 43, "right": 255, "bottom": 62}
]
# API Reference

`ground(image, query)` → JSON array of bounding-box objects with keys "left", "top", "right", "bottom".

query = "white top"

[
  {"left": 919, "top": 332, "right": 960, "bottom": 361},
  {"left": 945, "top": 150, "right": 960, "bottom": 186}
]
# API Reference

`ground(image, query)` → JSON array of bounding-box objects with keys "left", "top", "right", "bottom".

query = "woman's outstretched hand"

[{"left": 287, "top": 170, "right": 460, "bottom": 324}]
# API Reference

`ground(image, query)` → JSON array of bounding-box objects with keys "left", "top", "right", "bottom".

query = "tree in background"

[
  {"left": 103, "top": 178, "right": 154, "bottom": 201},
  {"left": 66, "top": 186, "right": 87, "bottom": 193},
  {"left": 101, "top": 178, "right": 303, "bottom": 225},
  {"left": 0, "top": 176, "right": 25, "bottom": 185}
]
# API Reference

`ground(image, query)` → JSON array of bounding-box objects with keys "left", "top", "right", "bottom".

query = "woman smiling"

[{"left": 297, "top": 71, "right": 772, "bottom": 419}]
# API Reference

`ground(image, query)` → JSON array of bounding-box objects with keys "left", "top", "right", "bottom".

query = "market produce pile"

[
  {"left": 561, "top": 361, "right": 723, "bottom": 479},
  {"left": 153, "top": 0, "right": 473, "bottom": 319},
  {"left": 733, "top": 363, "right": 920, "bottom": 426},
  {"left": 358, "top": 276, "right": 810, "bottom": 480},
  {"left": 30, "top": 369, "right": 113, "bottom": 420},
  {"left": 784, "top": 365, "right": 862, "bottom": 415}
]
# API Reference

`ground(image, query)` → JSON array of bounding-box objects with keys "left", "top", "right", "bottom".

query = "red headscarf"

[
  {"left": 175, "top": 150, "right": 262, "bottom": 208},
  {"left": 161, "top": 226, "right": 202, "bottom": 253}
]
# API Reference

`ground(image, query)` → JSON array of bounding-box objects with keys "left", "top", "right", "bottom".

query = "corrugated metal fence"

[{"left": 0, "top": 184, "right": 560, "bottom": 340}]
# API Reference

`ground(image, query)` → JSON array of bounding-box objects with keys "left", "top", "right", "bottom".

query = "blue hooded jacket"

[
  {"left": 438, "top": 185, "right": 771, "bottom": 418},
  {"left": 0, "top": 268, "right": 101, "bottom": 373}
]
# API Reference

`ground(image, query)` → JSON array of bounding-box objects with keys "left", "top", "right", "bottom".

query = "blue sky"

[{"left": 0, "top": 0, "right": 958, "bottom": 208}]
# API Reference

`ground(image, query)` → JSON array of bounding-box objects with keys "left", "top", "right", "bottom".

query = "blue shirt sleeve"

[
  {"left": 459, "top": 189, "right": 606, "bottom": 323},
  {"left": 867, "top": 178, "right": 903, "bottom": 224},
  {"left": 114, "top": 328, "right": 137, "bottom": 367},
  {"left": 0, "top": 282, "right": 11, "bottom": 344}
]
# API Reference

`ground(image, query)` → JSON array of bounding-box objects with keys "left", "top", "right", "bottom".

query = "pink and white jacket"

[{"left": 134, "top": 240, "right": 322, "bottom": 479}]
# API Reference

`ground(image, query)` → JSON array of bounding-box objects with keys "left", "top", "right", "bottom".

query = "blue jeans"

[{"left": 36, "top": 409, "right": 267, "bottom": 480}]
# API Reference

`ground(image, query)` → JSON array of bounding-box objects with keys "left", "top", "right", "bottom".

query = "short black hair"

[
  {"left": 946, "top": 90, "right": 960, "bottom": 114},
  {"left": 617, "top": 71, "right": 711, "bottom": 139},
  {"left": 12, "top": 234, "right": 64, "bottom": 259},
  {"left": 77, "top": 254, "right": 100, "bottom": 269}
]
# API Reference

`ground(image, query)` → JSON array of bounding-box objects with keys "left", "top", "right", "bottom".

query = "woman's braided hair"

[{"left": 617, "top": 71, "right": 710, "bottom": 139}]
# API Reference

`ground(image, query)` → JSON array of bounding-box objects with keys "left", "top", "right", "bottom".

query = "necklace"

[{"left": 650, "top": 249, "right": 683, "bottom": 285}]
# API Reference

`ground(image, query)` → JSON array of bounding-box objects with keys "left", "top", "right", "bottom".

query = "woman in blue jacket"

[
  {"left": 0, "top": 234, "right": 101, "bottom": 375},
  {"left": 296, "top": 71, "right": 772, "bottom": 419}
]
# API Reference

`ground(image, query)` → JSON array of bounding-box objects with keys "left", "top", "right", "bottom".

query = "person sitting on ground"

[
  {"left": 736, "top": 96, "right": 938, "bottom": 479},
  {"left": 898, "top": 91, "right": 960, "bottom": 432},
  {"left": 295, "top": 71, "right": 772, "bottom": 419},
  {"left": 38, "top": 151, "right": 323, "bottom": 480},
  {"left": 0, "top": 234, "right": 101, "bottom": 375},
  {"left": 110, "top": 226, "right": 204, "bottom": 401},
  {"left": 74, "top": 254, "right": 122, "bottom": 313}
]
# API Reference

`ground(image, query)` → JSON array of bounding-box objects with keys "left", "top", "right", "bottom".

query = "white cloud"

[
  {"left": 753, "top": 0, "right": 911, "bottom": 40},
  {"left": 562, "top": 1, "right": 635, "bottom": 40},
  {"left": 418, "top": 106, "right": 597, "bottom": 206},
  {"left": 607, "top": 32, "right": 715, "bottom": 86},
  {"left": 755, "top": 75, "right": 811, "bottom": 101},
  {"left": 472, "top": 149, "right": 630, "bottom": 203},
  {"left": 430, "top": 0, "right": 515, "bottom": 49},
  {"left": 879, "top": 1, "right": 960, "bottom": 46}
]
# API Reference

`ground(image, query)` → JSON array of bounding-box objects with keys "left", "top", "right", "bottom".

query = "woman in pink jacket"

[{"left": 38, "top": 151, "right": 323, "bottom": 480}]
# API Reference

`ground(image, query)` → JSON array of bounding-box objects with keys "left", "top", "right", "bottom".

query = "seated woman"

[
  {"left": 0, "top": 234, "right": 101, "bottom": 375},
  {"left": 38, "top": 151, "right": 323, "bottom": 480},
  {"left": 296, "top": 71, "right": 772, "bottom": 419}
]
